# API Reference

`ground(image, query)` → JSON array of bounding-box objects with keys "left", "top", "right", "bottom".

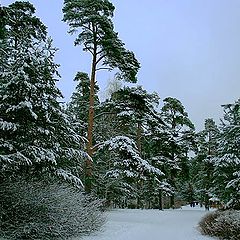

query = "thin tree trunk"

[
  {"left": 136, "top": 179, "right": 142, "bottom": 209},
  {"left": 137, "top": 122, "right": 142, "bottom": 154},
  {"left": 148, "top": 200, "right": 151, "bottom": 209},
  {"left": 205, "top": 193, "right": 210, "bottom": 211},
  {"left": 158, "top": 189, "right": 163, "bottom": 210},
  {"left": 170, "top": 152, "right": 175, "bottom": 209},
  {"left": 136, "top": 122, "right": 143, "bottom": 207},
  {"left": 170, "top": 194, "right": 175, "bottom": 209},
  {"left": 170, "top": 172, "right": 175, "bottom": 209}
]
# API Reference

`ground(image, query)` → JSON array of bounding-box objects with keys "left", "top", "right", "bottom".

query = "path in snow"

[{"left": 78, "top": 205, "right": 215, "bottom": 240}]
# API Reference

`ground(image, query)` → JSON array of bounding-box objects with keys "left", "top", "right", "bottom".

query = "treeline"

[
  {"left": 0, "top": 0, "right": 239, "bottom": 239},
  {"left": 67, "top": 73, "right": 240, "bottom": 210},
  {"left": 192, "top": 105, "right": 240, "bottom": 210}
]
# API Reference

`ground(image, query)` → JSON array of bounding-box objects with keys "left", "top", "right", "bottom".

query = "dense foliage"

[
  {"left": 0, "top": 1, "right": 86, "bottom": 186},
  {"left": 0, "top": 0, "right": 239, "bottom": 239},
  {"left": 193, "top": 99, "right": 240, "bottom": 210}
]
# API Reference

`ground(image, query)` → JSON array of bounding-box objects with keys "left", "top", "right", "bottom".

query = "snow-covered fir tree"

[
  {"left": 192, "top": 119, "right": 220, "bottom": 208},
  {"left": 0, "top": 2, "right": 86, "bottom": 186},
  {"left": 93, "top": 86, "right": 169, "bottom": 208},
  {"left": 0, "top": 4, "right": 105, "bottom": 239},
  {"left": 94, "top": 135, "right": 163, "bottom": 207},
  {"left": 66, "top": 72, "right": 100, "bottom": 139},
  {"left": 160, "top": 97, "right": 195, "bottom": 208},
  {"left": 100, "top": 86, "right": 160, "bottom": 148},
  {"left": 213, "top": 99, "right": 240, "bottom": 209},
  {"left": 143, "top": 112, "right": 174, "bottom": 209}
]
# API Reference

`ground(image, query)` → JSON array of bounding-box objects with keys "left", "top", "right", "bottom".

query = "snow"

[
  {"left": 77, "top": 205, "right": 214, "bottom": 240},
  {"left": 209, "top": 197, "right": 220, "bottom": 202},
  {"left": 100, "top": 136, "right": 164, "bottom": 178},
  {"left": 0, "top": 120, "right": 18, "bottom": 131}
]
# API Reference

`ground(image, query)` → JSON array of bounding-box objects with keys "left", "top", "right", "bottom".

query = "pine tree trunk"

[
  {"left": 148, "top": 200, "right": 151, "bottom": 209},
  {"left": 137, "top": 122, "right": 142, "bottom": 154},
  {"left": 85, "top": 45, "right": 97, "bottom": 193},
  {"left": 170, "top": 172, "right": 175, "bottom": 209},
  {"left": 136, "top": 179, "right": 142, "bottom": 209},
  {"left": 170, "top": 153, "right": 175, "bottom": 209},
  {"left": 170, "top": 194, "right": 175, "bottom": 209},
  {"left": 205, "top": 193, "right": 210, "bottom": 211},
  {"left": 158, "top": 189, "right": 163, "bottom": 210}
]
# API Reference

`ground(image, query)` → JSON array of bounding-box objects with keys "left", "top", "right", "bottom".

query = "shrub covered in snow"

[
  {"left": 199, "top": 210, "right": 240, "bottom": 240},
  {"left": 0, "top": 177, "right": 105, "bottom": 239}
]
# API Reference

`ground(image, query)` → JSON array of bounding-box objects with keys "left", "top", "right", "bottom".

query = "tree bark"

[
  {"left": 85, "top": 41, "right": 97, "bottom": 193},
  {"left": 170, "top": 194, "right": 175, "bottom": 209},
  {"left": 170, "top": 173, "right": 175, "bottom": 209},
  {"left": 158, "top": 189, "right": 163, "bottom": 210},
  {"left": 137, "top": 122, "right": 142, "bottom": 155}
]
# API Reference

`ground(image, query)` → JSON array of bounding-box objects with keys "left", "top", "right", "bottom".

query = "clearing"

[{"left": 79, "top": 205, "right": 215, "bottom": 240}]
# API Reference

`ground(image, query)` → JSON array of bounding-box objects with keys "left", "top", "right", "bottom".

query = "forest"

[{"left": 0, "top": 1, "right": 239, "bottom": 239}]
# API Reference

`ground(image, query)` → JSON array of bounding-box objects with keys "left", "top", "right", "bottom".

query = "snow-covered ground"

[{"left": 78, "top": 205, "right": 215, "bottom": 240}]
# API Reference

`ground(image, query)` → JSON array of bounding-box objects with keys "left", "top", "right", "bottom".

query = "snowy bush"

[
  {"left": 199, "top": 210, "right": 240, "bottom": 240},
  {"left": 0, "top": 177, "right": 105, "bottom": 239}
]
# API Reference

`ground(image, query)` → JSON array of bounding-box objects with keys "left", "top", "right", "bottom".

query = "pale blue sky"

[{"left": 2, "top": 0, "right": 240, "bottom": 130}]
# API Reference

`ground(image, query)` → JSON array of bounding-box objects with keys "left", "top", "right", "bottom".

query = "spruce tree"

[
  {"left": 192, "top": 119, "right": 219, "bottom": 208},
  {"left": 214, "top": 100, "right": 240, "bottom": 209},
  {"left": 161, "top": 97, "right": 195, "bottom": 208},
  {"left": 94, "top": 86, "right": 165, "bottom": 208},
  {"left": 94, "top": 136, "right": 163, "bottom": 207},
  {"left": 102, "top": 86, "right": 160, "bottom": 147},
  {"left": 143, "top": 113, "right": 174, "bottom": 209},
  {"left": 0, "top": 2, "right": 85, "bottom": 186},
  {"left": 66, "top": 72, "right": 100, "bottom": 138},
  {"left": 0, "top": 1, "right": 47, "bottom": 45}
]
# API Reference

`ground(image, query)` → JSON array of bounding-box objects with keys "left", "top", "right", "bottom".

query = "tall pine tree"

[{"left": 63, "top": 0, "right": 140, "bottom": 192}]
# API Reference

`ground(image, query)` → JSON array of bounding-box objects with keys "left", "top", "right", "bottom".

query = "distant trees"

[
  {"left": 80, "top": 84, "right": 197, "bottom": 209},
  {"left": 93, "top": 86, "right": 165, "bottom": 208},
  {"left": 160, "top": 97, "right": 195, "bottom": 208},
  {"left": 213, "top": 100, "right": 240, "bottom": 209},
  {"left": 192, "top": 119, "right": 219, "bottom": 208},
  {"left": 192, "top": 99, "right": 240, "bottom": 210},
  {"left": 63, "top": 0, "right": 140, "bottom": 192}
]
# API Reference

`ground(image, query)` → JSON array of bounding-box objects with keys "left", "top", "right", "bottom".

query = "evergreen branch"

[
  {"left": 95, "top": 54, "right": 106, "bottom": 65},
  {"left": 94, "top": 111, "right": 115, "bottom": 119},
  {"left": 96, "top": 67, "right": 112, "bottom": 71},
  {"left": 82, "top": 24, "right": 94, "bottom": 33},
  {"left": 84, "top": 46, "right": 94, "bottom": 55}
]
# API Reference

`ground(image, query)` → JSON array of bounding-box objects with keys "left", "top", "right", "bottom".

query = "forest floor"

[{"left": 77, "top": 205, "right": 216, "bottom": 240}]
